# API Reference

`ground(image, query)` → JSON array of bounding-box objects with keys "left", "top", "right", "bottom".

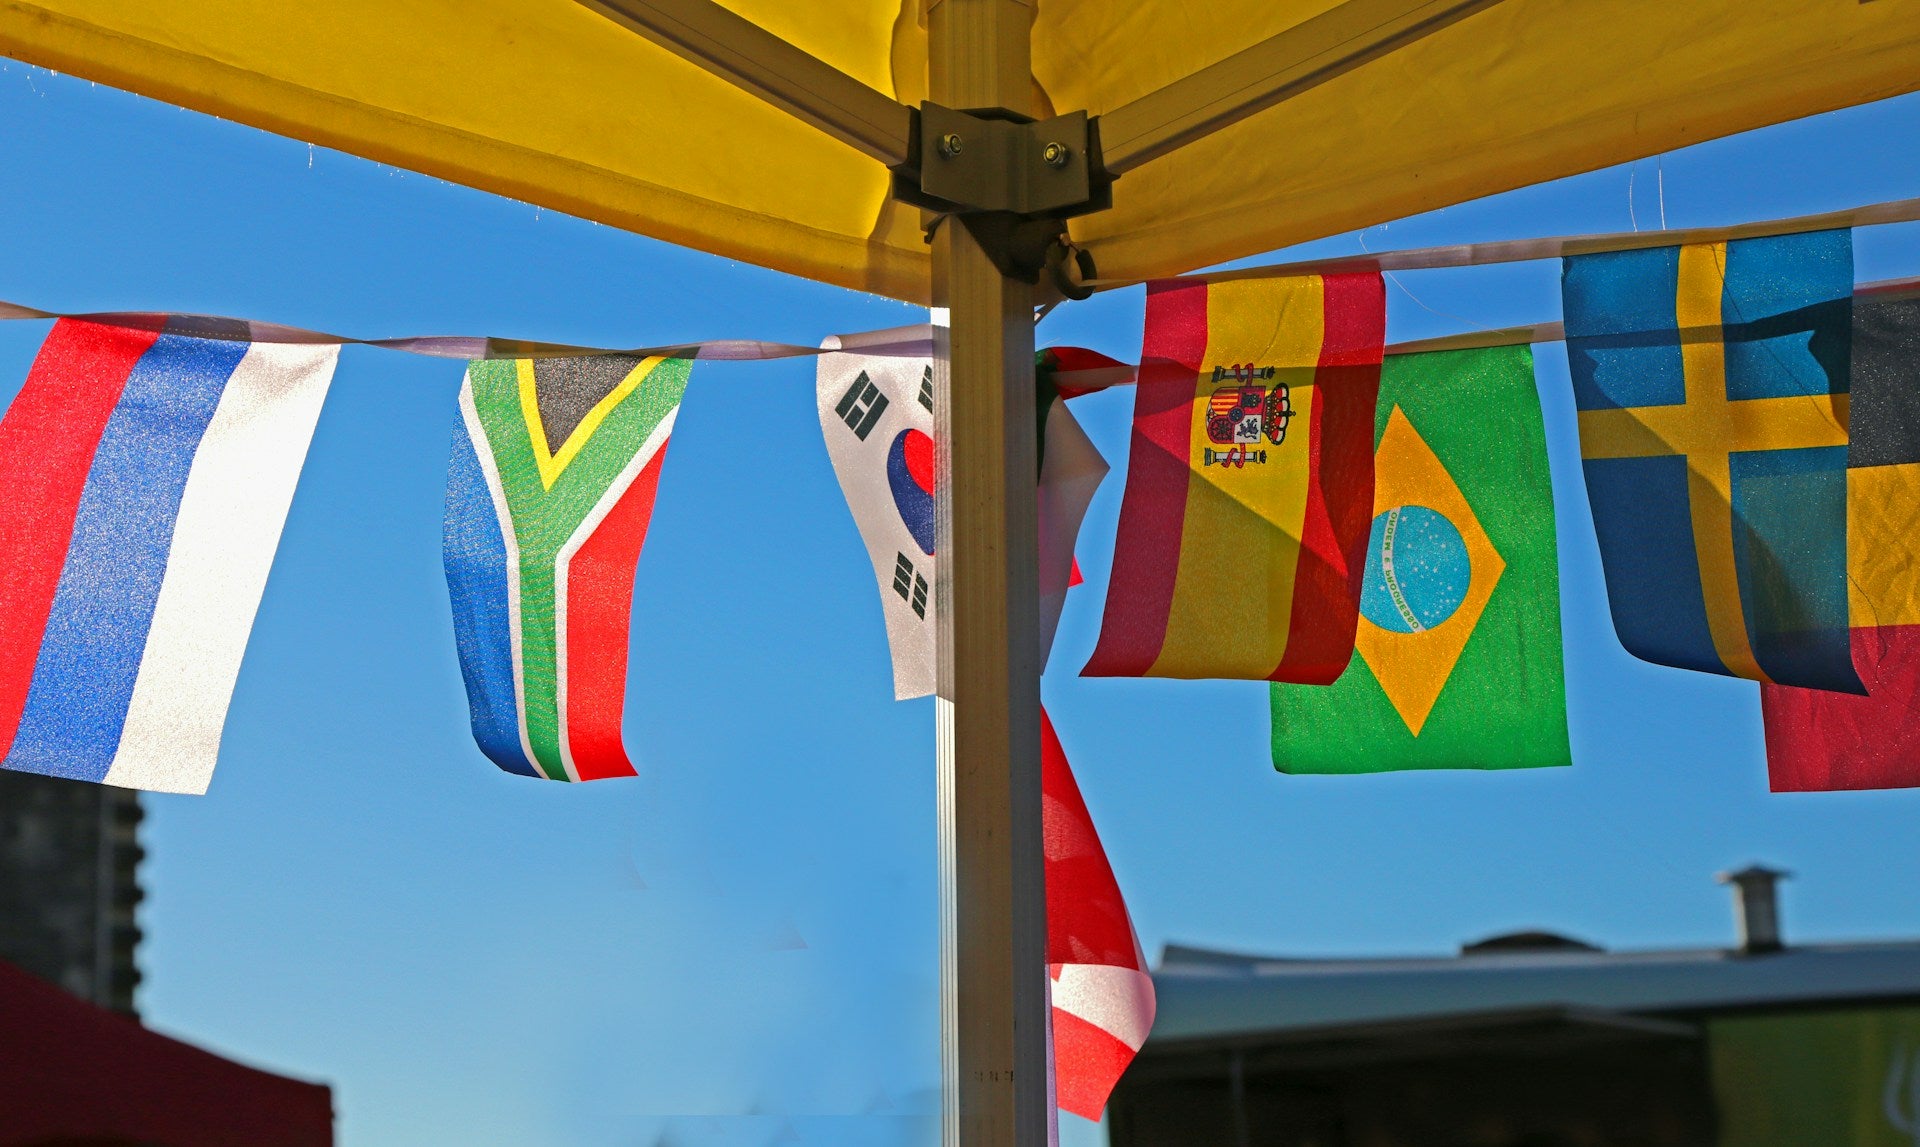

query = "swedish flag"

[{"left": 1564, "top": 229, "right": 1862, "bottom": 692}]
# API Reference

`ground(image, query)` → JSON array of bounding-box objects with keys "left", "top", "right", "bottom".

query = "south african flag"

[{"left": 443, "top": 354, "right": 689, "bottom": 781}]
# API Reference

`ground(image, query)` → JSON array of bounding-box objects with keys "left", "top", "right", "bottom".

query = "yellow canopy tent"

[
  {"left": 2, "top": 1, "right": 1914, "bottom": 301},
  {"left": 6, "top": 1, "right": 1914, "bottom": 1142}
]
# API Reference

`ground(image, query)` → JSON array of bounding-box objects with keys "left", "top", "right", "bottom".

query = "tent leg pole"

[
  {"left": 933, "top": 219, "right": 1047, "bottom": 1146},
  {"left": 929, "top": 5, "right": 1044, "bottom": 1145}
]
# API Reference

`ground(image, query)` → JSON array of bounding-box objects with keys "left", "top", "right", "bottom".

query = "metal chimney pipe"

[{"left": 1718, "top": 865, "right": 1790, "bottom": 955}]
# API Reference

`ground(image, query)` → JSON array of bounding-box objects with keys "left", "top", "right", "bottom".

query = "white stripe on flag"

[
  {"left": 457, "top": 380, "right": 539, "bottom": 778},
  {"left": 1045, "top": 972, "right": 1061, "bottom": 1147},
  {"left": 105, "top": 342, "right": 338, "bottom": 793},
  {"left": 1049, "top": 963, "right": 1156, "bottom": 1053},
  {"left": 1037, "top": 397, "right": 1107, "bottom": 668}
]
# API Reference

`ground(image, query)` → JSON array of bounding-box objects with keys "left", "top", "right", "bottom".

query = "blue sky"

[{"left": 0, "top": 61, "right": 1917, "bottom": 1147}]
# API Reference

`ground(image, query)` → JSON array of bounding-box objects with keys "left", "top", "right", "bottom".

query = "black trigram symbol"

[
  {"left": 917, "top": 366, "right": 935, "bottom": 414},
  {"left": 893, "top": 552, "right": 930, "bottom": 619},
  {"left": 835, "top": 371, "right": 890, "bottom": 440}
]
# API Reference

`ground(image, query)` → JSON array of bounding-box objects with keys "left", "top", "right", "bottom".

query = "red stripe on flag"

[
  {"left": 1082, "top": 279, "right": 1207, "bottom": 678},
  {"left": 1050, "top": 1006, "right": 1139, "bottom": 1122},
  {"left": 1317, "top": 271, "right": 1388, "bottom": 366},
  {"left": 1271, "top": 375, "right": 1347, "bottom": 683},
  {"left": 1042, "top": 709, "right": 1154, "bottom": 1119},
  {"left": 561, "top": 446, "right": 671, "bottom": 781},
  {"left": 1043, "top": 709, "right": 1140, "bottom": 969},
  {"left": 1763, "top": 624, "right": 1920, "bottom": 791},
  {"left": 1044, "top": 346, "right": 1132, "bottom": 399},
  {"left": 1271, "top": 274, "right": 1383, "bottom": 683},
  {"left": 0, "top": 319, "right": 160, "bottom": 759}
]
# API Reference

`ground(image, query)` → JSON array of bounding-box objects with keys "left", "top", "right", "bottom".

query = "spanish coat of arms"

[{"left": 1202, "top": 365, "right": 1291, "bottom": 467}]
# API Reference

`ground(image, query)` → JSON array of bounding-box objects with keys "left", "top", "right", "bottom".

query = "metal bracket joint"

[{"left": 891, "top": 103, "right": 1112, "bottom": 287}]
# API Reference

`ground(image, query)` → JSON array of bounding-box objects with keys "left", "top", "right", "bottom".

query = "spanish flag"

[{"left": 1084, "top": 272, "right": 1384, "bottom": 682}]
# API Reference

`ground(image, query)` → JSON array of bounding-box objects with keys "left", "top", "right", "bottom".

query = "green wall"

[{"left": 1712, "top": 1005, "right": 1920, "bottom": 1146}]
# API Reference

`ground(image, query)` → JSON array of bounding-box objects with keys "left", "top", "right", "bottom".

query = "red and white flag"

[{"left": 1043, "top": 707, "right": 1155, "bottom": 1121}]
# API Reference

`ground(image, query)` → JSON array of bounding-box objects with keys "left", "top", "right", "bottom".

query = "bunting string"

[
  {"left": 0, "top": 302, "right": 935, "bottom": 362},
  {"left": 1038, "top": 273, "right": 1920, "bottom": 384},
  {"left": 0, "top": 195, "right": 1910, "bottom": 371},
  {"left": 1083, "top": 193, "right": 1920, "bottom": 290}
]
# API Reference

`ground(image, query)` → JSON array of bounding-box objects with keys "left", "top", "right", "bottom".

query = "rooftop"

[{"left": 1150, "top": 937, "right": 1920, "bottom": 1047}]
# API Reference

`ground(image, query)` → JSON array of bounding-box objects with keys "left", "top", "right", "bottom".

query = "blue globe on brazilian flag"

[
  {"left": 1362, "top": 505, "right": 1472, "bottom": 635},
  {"left": 1272, "top": 345, "right": 1570, "bottom": 772}
]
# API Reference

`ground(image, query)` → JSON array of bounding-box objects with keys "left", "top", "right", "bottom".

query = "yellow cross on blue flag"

[{"left": 1563, "top": 229, "right": 1862, "bottom": 692}]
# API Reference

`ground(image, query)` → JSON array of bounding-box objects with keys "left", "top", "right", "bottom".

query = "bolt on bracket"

[
  {"left": 893, "top": 104, "right": 1110, "bottom": 219},
  {"left": 890, "top": 104, "right": 1113, "bottom": 285}
]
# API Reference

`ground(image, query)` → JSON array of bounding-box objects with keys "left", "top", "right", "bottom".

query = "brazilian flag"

[{"left": 1271, "top": 345, "right": 1569, "bottom": 772}]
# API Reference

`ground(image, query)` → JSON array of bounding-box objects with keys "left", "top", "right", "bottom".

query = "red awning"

[{"left": 0, "top": 961, "right": 332, "bottom": 1147}]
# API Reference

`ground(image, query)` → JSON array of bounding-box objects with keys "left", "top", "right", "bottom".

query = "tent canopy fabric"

[
  {"left": 0, "top": 960, "right": 334, "bottom": 1147},
  {"left": 0, "top": 1, "right": 1915, "bottom": 303}
]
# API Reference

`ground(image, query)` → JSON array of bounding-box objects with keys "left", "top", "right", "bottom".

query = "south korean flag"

[
  {"left": 817, "top": 327, "right": 1112, "bottom": 702},
  {"left": 817, "top": 325, "right": 940, "bottom": 700}
]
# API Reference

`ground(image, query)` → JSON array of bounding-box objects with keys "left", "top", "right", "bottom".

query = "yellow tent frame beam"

[
  {"left": 576, "top": 0, "right": 914, "bottom": 165},
  {"left": 1098, "top": 0, "right": 1509, "bottom": 174}
]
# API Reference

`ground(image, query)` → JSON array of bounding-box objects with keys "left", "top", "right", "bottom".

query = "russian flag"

[{"left": 0, "top": 319, "right": 338, "bottom": 793}]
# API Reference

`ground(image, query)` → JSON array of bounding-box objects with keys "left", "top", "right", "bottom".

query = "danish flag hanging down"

[{"left": 1043, "top": 707, "right": 1155, "bottom": 1121}]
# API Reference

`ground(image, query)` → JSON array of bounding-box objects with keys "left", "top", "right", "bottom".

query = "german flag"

[
  {"left": 1762, "top": 289, "right": 1920, "bottom": 790},
  {"left": 1083, "top": 273, "right": 1383, "bottom": 682}
]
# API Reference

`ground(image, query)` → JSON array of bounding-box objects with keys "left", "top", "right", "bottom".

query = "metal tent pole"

[{"left": 927, "top": 2, "right": 1047, "bottom": 1144}]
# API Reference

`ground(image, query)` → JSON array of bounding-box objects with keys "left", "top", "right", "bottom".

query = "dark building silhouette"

[
  {"left": 0, "top": 770, "right": 143, "bottom": 1016},
  {"left": 1112, "top": 869, "right": 1920, "bottom": 1147}
]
